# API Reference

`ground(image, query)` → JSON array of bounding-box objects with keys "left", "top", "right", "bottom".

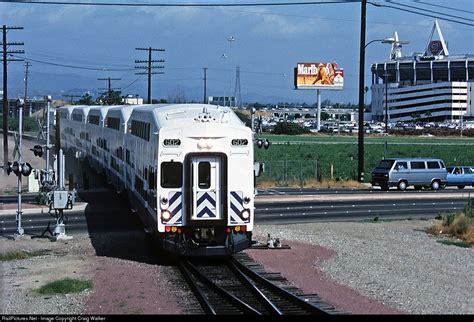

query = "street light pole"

[
  {"left": 358, "top": 20, "right": 409, "bottom": 181},
  {"left": 383, "top": 72, "right": 389, "bottom": 133},
  {"left": 227, "top": 36, "right": 235, "bottom": 107},
  {"left": 221, "top": 54, "right": 227, "bottom": 106},
  {"left": 357, "top": 0, "right": 367, "bottom": 183}
]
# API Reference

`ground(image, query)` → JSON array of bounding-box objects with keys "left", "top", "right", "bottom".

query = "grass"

[
  {"left": 255, "top": 133, "right": 474, "bottom": 183},
  {"left": 427, "top": 201, "right": 474, "bottom": 247},
  {"left": 0, "top": 249, "right": 51, "bottom": 261},
  {"left": 257, "top": 178, "right": 365, "bottom": 189},
  {"left": 35, "top": 278, "right": 93, "bottom": 295}
]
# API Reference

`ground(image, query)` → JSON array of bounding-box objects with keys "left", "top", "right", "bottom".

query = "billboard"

[{"left": 294, "top": 62, "right": 344, "bottom": 90}]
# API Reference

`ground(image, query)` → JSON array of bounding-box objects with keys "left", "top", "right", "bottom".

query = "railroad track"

[{"left": 178, "top": 253, "right": 339, "bottom": 315}]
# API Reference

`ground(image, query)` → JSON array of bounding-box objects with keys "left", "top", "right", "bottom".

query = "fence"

[{"left": 256, "top": 159, "right": 358, "bottom": 187}]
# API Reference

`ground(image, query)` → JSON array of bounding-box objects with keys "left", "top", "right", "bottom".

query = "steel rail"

[
  {"left": 181, "top": 260, "right": 262, "bottom": 315},
  {"left": 230, "top": 258, "right": 329, "bottom": 314},
  {"left": 226, "top": 259, "right": 283, "bottom": 315},
  {"left": 178, "top": 261, "right": 217, "bottom": 315}
]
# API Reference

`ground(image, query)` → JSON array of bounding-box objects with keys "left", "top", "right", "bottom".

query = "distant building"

[
  {"left": 208, "top": 96, "right": 236, "bottom": 107},
  {"left": 122, "top": 95, "right": 143, "bottom": 105},
  {"left": 371, "top": 20, "right": 474, "bottom": 123}
]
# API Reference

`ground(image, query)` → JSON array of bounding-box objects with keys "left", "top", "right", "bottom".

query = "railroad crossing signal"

[
  {"left": 12, "top": 132, "right": 19, "bottom": 158},
  {"left": 256, "top": 138, "right": 270, "bottom": 149},
  {"left": 6, "top": 161, "right": 32, "bottom": 177},
  {"left": 31, "top": 145, "right": 44, "bottom": 157}
]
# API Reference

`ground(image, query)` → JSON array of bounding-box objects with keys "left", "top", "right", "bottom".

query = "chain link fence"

[{"left": 256, "top": 159, "right": 358, "bottom": 186}]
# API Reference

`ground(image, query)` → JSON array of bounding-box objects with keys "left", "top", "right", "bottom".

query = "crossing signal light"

[
  {"left": 31, "top": 145, "right": 44, "bottom": 157},
  {"left": 5, "top": 161, "right": 33, "bottom": 177},
  {"left": 256, "top": 139, "right": 271, "bottom": 149},
  {"left": 20, "top": 162, "right": 33, "bottom": 177},
  {"left": 6, "top": 161, "right": 14, "bottom": 175}
]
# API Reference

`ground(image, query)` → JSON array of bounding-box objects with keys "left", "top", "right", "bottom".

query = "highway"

[{"left": 0, "top": 188, "right": 471, "bottom": 236}]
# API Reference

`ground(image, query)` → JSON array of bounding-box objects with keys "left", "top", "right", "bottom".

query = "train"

[{"left": 58, "top": 103, "right": 255, "bottom": 256}]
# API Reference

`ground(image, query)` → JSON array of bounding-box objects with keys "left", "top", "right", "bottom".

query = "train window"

[
  {"left": 88, "top": 115, "right": 100, "bottom": 125},
  {"left": 149, "top": 167, "right": 155, "bottom": 190},
  {"left": 198, "top": 162, "right": 211, "bottom": 189},
  {"left": 126, "top": 149, "right": 131, "bottom": 165},
  {"left": 161, "top": 162, "right": 183, "bottom": 188},
  {"left": 106, "top": 117, "right": 120, "bottom": 131}
]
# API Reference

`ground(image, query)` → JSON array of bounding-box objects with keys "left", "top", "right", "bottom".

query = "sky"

[{"left": 1, "top": 0, "right": 473, "bottom": 105}]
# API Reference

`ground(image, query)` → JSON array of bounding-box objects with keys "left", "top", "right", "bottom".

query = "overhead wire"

[
  {"left": 0, "top": 0, "right": 360, "bottom": 6},
  {"left": 387, "top": 0, "right": 473, "bottom": 22},
  {"left": 369, "top": 1, "right": 474, "bottom": 26},
  {"left": 413, "top": 0, "right": 474, "bottom": 15}
]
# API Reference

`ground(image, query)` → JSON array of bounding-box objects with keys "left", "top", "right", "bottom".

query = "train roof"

[
  {"left": 130, "top": 104, "right": 245, "bottom": 128},
  {"left": 106, "top": 104, "right": 136, "bottom": 121},
  {"left": 88, "top": 105, "right": 117, "bottom": 119},
  {"left": 70, "top": 105, "right": 92, "bottom": 116}
]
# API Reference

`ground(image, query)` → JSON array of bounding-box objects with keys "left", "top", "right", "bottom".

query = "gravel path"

[{"left": 251, "top": 219, "right": 474, "bottom": 314}]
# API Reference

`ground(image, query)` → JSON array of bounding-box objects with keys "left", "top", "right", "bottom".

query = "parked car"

[
  {"left": 371, "top": 157, "right": 447, "bottom": 191},
  {"left": 446, "top": 166, "right": 474, "bottom": 189}
]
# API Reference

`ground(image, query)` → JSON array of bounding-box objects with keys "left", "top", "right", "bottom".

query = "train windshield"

[
  {"left": 377, "top": 160, "right": 395, "bottom": 170},
  {"left": 161, "top": 162, "right": 183, "bottom": 188}
]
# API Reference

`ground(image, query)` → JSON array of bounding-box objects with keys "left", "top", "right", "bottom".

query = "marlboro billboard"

[{"left": 294, "top": 62, "right": 344, "bottom": 90}]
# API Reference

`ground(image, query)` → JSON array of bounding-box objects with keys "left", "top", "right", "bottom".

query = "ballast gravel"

[
  {"left": 251, "top": 219, "right": 474, "bottom": 315},
  {"left": 1, "top": 220, "right": 472, "bottom": 315}
]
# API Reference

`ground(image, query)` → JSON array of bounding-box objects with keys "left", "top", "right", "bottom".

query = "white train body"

[{"left": 59, "top": 103, "right": 254, "bottom": 256}]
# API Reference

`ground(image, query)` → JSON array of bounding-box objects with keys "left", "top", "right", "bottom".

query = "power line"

[
  {"left": 11, "top": 54, "right": 134, "bottom": 71},
  {"left": 369, "top": 1, "right": 474, "bottom": 27},
  {"left": 413, "top": 0, "right": 474, "bottom": 15},
  {"left": 0, "top": 0, "right": 360, "bottom": 7},
  {"left": 388, "top": 0, "right": 473, "bottom": 22}
]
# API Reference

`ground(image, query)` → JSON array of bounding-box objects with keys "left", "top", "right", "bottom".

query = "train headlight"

[
  {"left": 198, "top": 139, "right": 207, "bottom": 149},
  {"left": 161, "top": 196, "right": 168, "bottom": 205},
  {"left": 197, "top": 138, "right": 213, "bottom": 149},
  {"left": 161, "top": 210, "right": 171, "bottom": 222},
  {"left": 241, "top": 209, "right": 250, "bottom": 220},
  {"left": 243, "top": 197, "right": 251, "bottom": 204}
]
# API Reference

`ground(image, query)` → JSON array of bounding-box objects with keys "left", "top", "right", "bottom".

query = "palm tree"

[{"left": 424, "top": 110, "right": 432, "bottom": 122}]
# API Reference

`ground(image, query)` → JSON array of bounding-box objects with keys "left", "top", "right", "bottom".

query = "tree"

[
  {"left": 97, "top": 90, "right": 122, "bottom": 105},
  {"left": 272, "top": 121, "right": 310, "bottom": 135},
  {"left": 424, "top": 110, "right": 432, "bottom": 122},
  {"left": 77, "top": 93, "right": 95, "bottom": 105},
  {"left": 410, "top": 112, "right": 421, "bottom": 123}
]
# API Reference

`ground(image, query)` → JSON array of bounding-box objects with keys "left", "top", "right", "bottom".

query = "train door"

[{"left": 191, "top": 156, "right": 222, "bottom": 220}]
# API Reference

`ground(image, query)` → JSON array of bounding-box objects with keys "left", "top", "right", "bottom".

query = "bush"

[
  {"left": 272, "top": 122, "right": 310, "bottom": 135},
  {"left": 464, "top": 198, "right": 474, "bottom": 218}
]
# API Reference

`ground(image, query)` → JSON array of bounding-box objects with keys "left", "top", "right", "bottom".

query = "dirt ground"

[{"left": 0, "top": 228, "right": 404, "bottom": 315}]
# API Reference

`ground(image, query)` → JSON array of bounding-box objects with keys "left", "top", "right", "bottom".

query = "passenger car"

[
  {"left": 446, "top": 166, "right": 474, "bottom": 189},
  {"left": 371, "top": 157, "right": 447, "bottom": 191}
]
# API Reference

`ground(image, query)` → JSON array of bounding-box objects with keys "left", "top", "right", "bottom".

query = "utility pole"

[
  {"left": 62, "top": 94, "right": 81, "bottom": 104},
  {"left": 98, "top": 77, "right": 121, "bottom": 105},
  {"left": 23, "top": 61, "right": 30, "bottom": 117},
  {"left": 135, "top": 47, "right": 165, "bottom": 104},
  {"left": 357, "top": 0, "right": 366, "bottom": 183},
  {"left": 1, "top": 25, "right": 24, "bottom": 173},
  {"left": 203, "top": 67, "right": 208, "bottom": 104}
]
